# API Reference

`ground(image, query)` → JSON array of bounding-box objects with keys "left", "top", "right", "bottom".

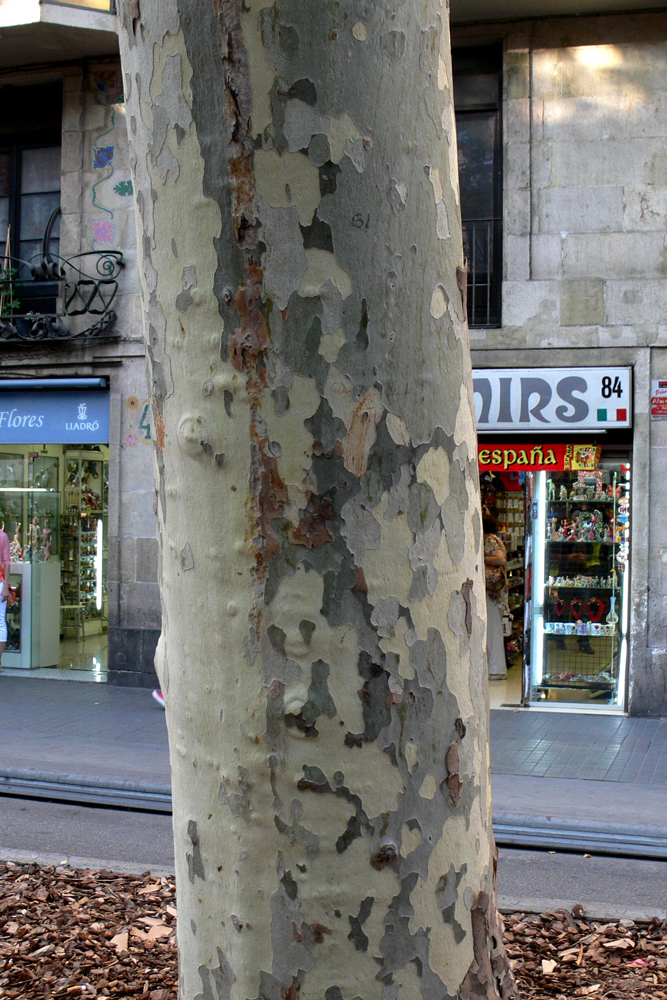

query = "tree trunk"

[{"left": 118, "top": 2, "right": 518, "bottom": 998}]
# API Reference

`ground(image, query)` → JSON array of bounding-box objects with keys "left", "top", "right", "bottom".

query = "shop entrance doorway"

[
  {"left": 480, "top": 443, "right": 631, "bottom": 711},
  {"left": 1, "top": 444, "right": 108, "bottom": 682}
]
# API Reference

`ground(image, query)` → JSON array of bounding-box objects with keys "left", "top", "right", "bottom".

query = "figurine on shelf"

[
  {"left": 548, "top": 480, "right": 556, "bottom": 501},
  {"left": 10, "top": 522, "right": 21, "bottom": 562},
  {"left": 26, "top": 515, "right": 40, "bottom": 560},
  {"left": 559, "top": 485, "right": 568, "bottom": 501},
  {"left": 42, "top": 518, "right": 53, "bottom": 561}
]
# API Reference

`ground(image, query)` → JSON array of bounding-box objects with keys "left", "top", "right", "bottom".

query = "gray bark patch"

[
  {"left": 186, "top": 819, "right": 205, "bottom": 883},
  {"left": 195, "top": 947, "right": 236, "bottom": 1000},
  {"left": 270, "top": 859, "right": 316, "bottom": 983},
  {"left": 341, "top": 499, "right": 381, "bottom": 563},
  {"left": 180, "top": 542, "right": 195, "bottom": 571},
  {"left": 218, "top": 766, "right": 254, "bottom": 824},
  {"left": 348, "top": 896, "right": 374, "bottom": 952},
  {"left": 436, "top": 864, "right": 468, "bottom": 944},
  {"left": 274, "top": 798, "right": 320, "bottom": 860}
]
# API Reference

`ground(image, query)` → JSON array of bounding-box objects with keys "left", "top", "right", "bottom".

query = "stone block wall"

[
  {"left": 453, "top": 12, "right": 667, "bottom": 714},
  {"left": 0, "top": 56, "right": 159, "bottom": 687}
]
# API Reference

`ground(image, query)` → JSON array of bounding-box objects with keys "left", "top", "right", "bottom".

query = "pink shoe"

[{"left": 152, "top": 689, "right": 165, "bottom": 709}]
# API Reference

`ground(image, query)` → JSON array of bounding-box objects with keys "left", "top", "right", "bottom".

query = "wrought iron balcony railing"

[
  {"left": 462, "top": 217, "right": 502, "bottom": 328},
  {"left": 0, "top": 209, "right": 123, "bottom": 343}
]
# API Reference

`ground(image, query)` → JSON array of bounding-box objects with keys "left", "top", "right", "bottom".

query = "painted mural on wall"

[
  {"left": 125, "top": 396, "right": 152, "bottom": 449},
  {"left": 91, "top": 70, "right": 133, "bottom": 250}
]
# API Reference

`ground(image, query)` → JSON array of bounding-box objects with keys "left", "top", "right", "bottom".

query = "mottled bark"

[{"left": 118, "top": 2, "right": 518, "bottom": 998}]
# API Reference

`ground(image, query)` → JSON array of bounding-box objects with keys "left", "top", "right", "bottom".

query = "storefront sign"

[
  {"left": 0, "top": 390, "right": 109, "bottom": 444},
  {"left": 651, "top": 380, "right": 667, "bottom": 420},
  {"left": 478, "top": 443, "right": 600, "bottom": 472},
  {"left": 473, "top": 367, "right": 632, "bottom": 430}
]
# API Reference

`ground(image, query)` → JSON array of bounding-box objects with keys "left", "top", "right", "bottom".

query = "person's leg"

[
  {"left": 0, "top": 596, "right": 7, "bottom": 672},
  {"left": 486, "top": 594, "right": 508, "bottom": 679}
]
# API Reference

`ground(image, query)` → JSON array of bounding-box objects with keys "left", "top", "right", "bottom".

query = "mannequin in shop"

[
  {"left": 42, "top": 519, "right": 53, "bottom": 560},
  {"left": 26, "top": 515, "right": 40, "bottom": 560},
  {"left": 10, "top": 523, "right": 21, "bottom": 562},
  {"left": 483, "top": 508, "right": 509, "bottom": 680}
]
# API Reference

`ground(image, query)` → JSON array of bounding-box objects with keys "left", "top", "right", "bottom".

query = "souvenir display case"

[
  {"left": 529, "top": 465, "right": 631, "bottom": 707},
  {"left": 61, "top": 451, "right": 108, "bottom": 634},
  {"left": 0, "top": 488, "right": 60, "bottom": 563},
  {"left": 4, "top": 565, "right": 27, "bottom": 668},
  {"left": 2, "top": 560, "right": 60, "bottom": 669}
]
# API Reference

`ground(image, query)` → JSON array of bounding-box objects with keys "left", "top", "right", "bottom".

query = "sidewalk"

[{"left": 1, "top": 676, "right": 666, "bottom": 847}]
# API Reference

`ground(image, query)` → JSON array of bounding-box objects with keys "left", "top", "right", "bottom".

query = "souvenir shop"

[
  {"left": 0, "top": 379, "right": 109, "bottom": 678},
  {"left": 474, "top": 366, "right": 632, "bottom": 711}
]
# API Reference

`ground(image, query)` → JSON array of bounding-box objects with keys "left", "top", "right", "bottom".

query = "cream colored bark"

[{"left": 118, "top": 2, "right": 517, "bottom": 998}]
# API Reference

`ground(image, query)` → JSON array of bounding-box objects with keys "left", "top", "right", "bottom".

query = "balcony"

[
  {"left": 0, "top": 0, "right": 118, "bottom": 69},
  {"left": 0, "top": 209, "right": 123, "bottom": 343},
  {"left": 462, "top": 218, "right": 502, "bottom": 329}
]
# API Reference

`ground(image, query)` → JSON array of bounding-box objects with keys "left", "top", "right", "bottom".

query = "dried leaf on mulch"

[
  {"left": 505, "top": 906, "right": 667, "bottom": 999},
  {"left": 0, "top": 861, "right": 177, "bottom": 999},
  {"left": 2, "top": 861, "right": 667, "bottom": 1000}
]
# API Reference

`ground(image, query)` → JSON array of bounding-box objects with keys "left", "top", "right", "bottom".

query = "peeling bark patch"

[
  {"left": 370, "top": 843, "right": 398, "bottom": 871},
  {"left": 344, "top": 653, "right": 392, "bottom": 748},
  {"left": 270, "top": 860, "right": 316, "bottom": 983},
  {"left": 291, "top": 495, "right": 335, "bottom": 549},
  {"left": 195, "top": 946, "right": 236, "bottom": 1000},
  {"left": 461, "top": 579, "right": 473, "bottom": 635},
  {"left": 444, "top": 741, "right": 463, "bottom": 807},
  {"left": 311, "top": 922, "right": 332, "bottom": 944},
  {"left": 274, "top": 799, "right": 320, "bottom": 859},
  {"left": 223, "top": 389, "right": 234, "bottom": 417},
  {"left": 297, "top": 764, "right": 371, "bottom": 854},
  {"left": 348, "top": 896, "right": 374, "bottom": 951},
  {"left": 460, "top": 891, "right": 520, "bottom": 999},
  {"left": 436, "top": 864, "right": 468, "bottom": 945},
  {"left": 186, "top": 820, "right": 205, "bottom": 883},
  {"left": 302, "top": 659, "right": 336, "bottom": 725},
  {"left": 298, "top": 619, "right": 315, "bottom": 646},
  {"left": 218, "top": 765, "right": 254, "bottom": 823},
  {"left": 336, "top": 814, "right": 362, "bottom": 854},
  {"left": 180, "top": 542, "right": 195, "bottom": 571}
]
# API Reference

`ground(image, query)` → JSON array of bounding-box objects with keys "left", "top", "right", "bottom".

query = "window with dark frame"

[
  {"left": 453, "top": 45, "right": 502, "bottom": 329},
  {"left": 0, "top": 83, "right": 62, "bottom": 319}
]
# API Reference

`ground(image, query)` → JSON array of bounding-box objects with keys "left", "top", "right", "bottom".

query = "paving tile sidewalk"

[
  {"left": 0, "top": 676, "right": 170, "bottom": 789},
  {"left": 1, "top": 676, "right": 666, "bottom": 830},
  {"left": 491, "top": 710, "right": 667, "bottom": 786}
]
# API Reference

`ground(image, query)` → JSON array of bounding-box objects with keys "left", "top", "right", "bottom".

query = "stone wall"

[
  {"left": 0, "top": 56, "right": 159, "bottom": 686},
  {"left": 453, "top": 11, "right": 667, "bottom": 714}
]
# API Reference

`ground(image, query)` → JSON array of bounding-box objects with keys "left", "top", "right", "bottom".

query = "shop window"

[
  {"left": 0, "top": 84, "right": 62, "bottom": 317},
  {"left": 453, "top": 45, "right": 502, "bottom": 328}
]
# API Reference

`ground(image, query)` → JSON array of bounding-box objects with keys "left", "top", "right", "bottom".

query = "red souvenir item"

[
  {"left": 587, "top": 597, "right": 605, "bottom": 623},
  {"left": 570, "top": 598, "right": 584, "bottom": 620},
  {"left": 554, "top": 598, "right": 566, "bottom": 618}
]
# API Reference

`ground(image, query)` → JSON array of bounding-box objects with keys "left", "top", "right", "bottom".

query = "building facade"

[
  {"left": 451, "top": 1, "right": 667, "bottom": 714},
  {"left": 0, "top": 0, "right": 158, "bottom": 687},
  {"left": 3, "top": 0, "right": 667, "bottom": 714}
]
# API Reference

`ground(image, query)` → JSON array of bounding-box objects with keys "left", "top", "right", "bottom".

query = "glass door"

[{"left": 529, "top": 462, "right": 631, "bottom": 708}]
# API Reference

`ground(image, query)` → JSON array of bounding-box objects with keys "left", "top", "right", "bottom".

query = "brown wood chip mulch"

[{"left": 1, "top": 861, "right": 667, "bottom": 999}]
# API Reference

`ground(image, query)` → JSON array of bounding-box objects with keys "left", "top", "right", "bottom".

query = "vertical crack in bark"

[{"left": 214, "top": 0, "right": 287, "bottom": 650}]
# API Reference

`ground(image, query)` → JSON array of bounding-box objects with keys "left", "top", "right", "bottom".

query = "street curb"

[
  {"left": 0, "top": 847, "right": 175, "bottom": 878},
  {"left": 0, "top": 769, "right": 171, "bottom": 812},
  {"left": 3, "top": 772, "right": 667, "bottom": 861},
  {"left": 494, "top": 811, "right": 667, "bottom": 859},
  {"left": 498, "top": 896, "right": 667, "bottom": 923}
]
